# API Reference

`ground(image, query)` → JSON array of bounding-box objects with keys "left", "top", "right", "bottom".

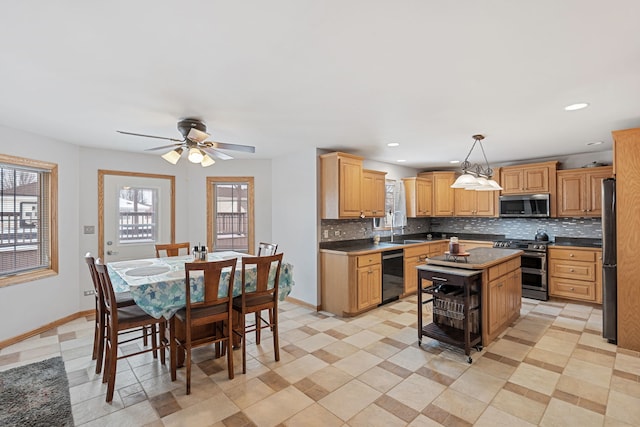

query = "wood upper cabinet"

[
  {"left": 419, "top": 171, "right": 456, "bottom": 216},
  {"left": 556, "top": 166, "right": 612, "bottom": 217},
  {"left": 500, "top": 161, "right": 558, "bottom": 195},
  {"left": 362, "top": 169, "right": 387, "bottom": 218},
  {"left": 403, "top": 177, "right": 433, "bottom": 217},
  {"left": 320, "top": 152, "right": 364, "bottom": 219},
  {"left": 454, "top": 189, "right": 496, "bottom": 217}
]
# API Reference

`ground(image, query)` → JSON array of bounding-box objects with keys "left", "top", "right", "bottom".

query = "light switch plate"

[{"left": 83, "top": 225, "right": 95, "bottom": 234}]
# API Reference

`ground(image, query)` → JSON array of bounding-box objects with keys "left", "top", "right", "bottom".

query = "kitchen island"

[{"left": 417, "top": 247, "right": 522, "bottom": 358}]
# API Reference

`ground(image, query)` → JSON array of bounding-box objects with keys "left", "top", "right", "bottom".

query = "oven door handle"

[
  {"left": 522, "top": 252, "right": 546, "bottom": 258},
  {"left": 521, "top": 267, "right": 546, "bottom": 275}
]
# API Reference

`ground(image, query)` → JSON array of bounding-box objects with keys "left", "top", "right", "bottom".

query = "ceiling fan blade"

[
  {"left": 144, "top": 143, "right": 184, "bottom": 151},
  {"left": 187, "top": 128, "right": 210, "bottom": 143},
  {"left": 207, "top": 141, "right": 256, "bottom": 153},
  {"left": 201, "top": 146, "right": 233, "bottom": 160},
  {"left": 117, "top": 130, "right": 183, "bottom": 142}
]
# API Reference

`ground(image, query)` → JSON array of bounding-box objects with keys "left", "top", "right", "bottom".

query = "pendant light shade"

[{"left": 450, "top": 134, "right": 502, "bottom": 191}]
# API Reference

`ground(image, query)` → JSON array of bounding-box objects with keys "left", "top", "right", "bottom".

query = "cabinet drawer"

[
  {"left": 356, "top": 253, "right": 381, "bottom": 268},
  {"left": 549, "top": 277, "right": 596, "bottom": 302},
  {"left": 549, "top": 259, "right": 595, "bottom": 281},
  {"left": 404, "top": 244, "right": 429, "bottom": 259},
  {"left": 549, "top": 248, "right": 596, "bottom": 262}
]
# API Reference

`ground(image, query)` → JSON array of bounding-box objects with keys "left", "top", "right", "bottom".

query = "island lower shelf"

[{"left": 417, "top": 248, "right": 522, "bottom": 357}]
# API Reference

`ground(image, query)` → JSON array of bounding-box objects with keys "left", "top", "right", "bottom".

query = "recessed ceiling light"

[
  {"left": 397, "top": 159, "right": 407, "bottom": 163},
  {"left": 449, "top": 160, "right": 460, "bottom": 164},
  {"left": 387, "top": 142, "right": 400, "bottom": 147},
  {"left": 586, "top": 141, "right": 604, "bottom": 146},
  {"left": 564, "top": 102, "right": 589, "bottom": 111}
]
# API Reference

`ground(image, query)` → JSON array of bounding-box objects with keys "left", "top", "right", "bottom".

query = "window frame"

[
  {"left": 0, "top": 154, "right": 58, "bottom": 287},
  {"left": 206, "top": 176, "right": 255, "bottom": 254}
]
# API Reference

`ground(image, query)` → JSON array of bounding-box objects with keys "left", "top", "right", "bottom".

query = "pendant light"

[{"left": 450, "top": 134, "right": 503, "bottom": 191}]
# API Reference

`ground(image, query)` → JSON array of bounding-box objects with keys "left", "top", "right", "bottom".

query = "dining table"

[{"left": 107, "top": 251, "right": 294, "bottom": 320}]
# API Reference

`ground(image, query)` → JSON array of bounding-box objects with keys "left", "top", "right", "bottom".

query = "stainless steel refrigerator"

[{"left": 602, "top": 178, "right": 617, "bottom": 344}]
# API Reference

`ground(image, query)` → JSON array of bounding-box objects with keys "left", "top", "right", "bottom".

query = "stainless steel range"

[{"left": 493, "top": 239, "right": 548, "bottom": 301}]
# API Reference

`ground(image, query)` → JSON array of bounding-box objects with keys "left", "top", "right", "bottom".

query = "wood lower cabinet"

[
  {"left": 321, "top": 251, "right": 381, "bottom": 316},
  {"left": 556, "top": 166, "right": 612, "bottom": 217},
  {"left": 548, "top": 247, "right": 602, "bottom": 303},
  {"left": 355, "top": 254, "right": 382, "bottom": 310},
  {"left": 362, "top": 169, "right": 387, "bottom": 218},
  {"left": 403, "top": 241, "right": 447, "bottom": 295},
  {"left": 484, "top": 257, "right": 521, "bottom": 343}
]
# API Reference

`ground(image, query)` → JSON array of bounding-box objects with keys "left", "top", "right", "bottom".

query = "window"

[
  {"left": 207, "top": 177, "right": 254, "bottom": 253},
  {"left": 373, "top": 179, "right": 397, "bottom": 230},
  {"left": 118, "top": 187, "right": 158, "bottom": 243},
  {"left": 0, "top": 154, "right": 58, "bottom": 286}
]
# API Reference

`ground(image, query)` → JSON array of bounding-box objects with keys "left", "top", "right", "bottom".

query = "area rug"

[{"left": 0, "top": 356, "right": 73, "bottom": 426}]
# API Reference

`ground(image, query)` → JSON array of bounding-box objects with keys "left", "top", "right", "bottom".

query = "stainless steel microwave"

[{"left": 499, "top": 194, "right": 550, "bottom": 217}]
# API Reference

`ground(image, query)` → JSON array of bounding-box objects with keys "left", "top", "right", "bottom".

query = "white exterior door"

[{"left": 101, "top": 172, "right": 173, "bottom": 262}]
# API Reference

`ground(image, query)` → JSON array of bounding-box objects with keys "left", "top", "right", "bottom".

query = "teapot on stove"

[{"left": 535, "top": 228, "right": 549, "bottom": 242}]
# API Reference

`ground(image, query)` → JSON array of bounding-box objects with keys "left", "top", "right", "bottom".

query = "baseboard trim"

[
  {"left": 0, "top": 309, "right": 95, "bottom": 350},
  {"left": 284, "top": 295, "right": 320, "bottom": 311}
]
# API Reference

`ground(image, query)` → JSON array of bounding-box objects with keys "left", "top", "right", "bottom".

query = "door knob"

[{"left": 106, "top": 250, "right": 119, "bottom": 255}]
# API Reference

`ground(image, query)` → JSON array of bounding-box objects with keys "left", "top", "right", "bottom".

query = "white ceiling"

[{"left": 1, "top": 1, "right": 639, "bottom": 169}]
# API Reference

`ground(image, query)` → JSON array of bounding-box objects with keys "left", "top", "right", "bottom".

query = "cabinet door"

[
  {"left": 501, "top": 169, "right": 524, "bottom": 194},
  {"left": 416, "top": 178, "right": 433, "bottom": 216},
  {"left": 586, "top": 169, "right": 612, "bottom": 216},
  {"left": 361, "top": 170, "right": 385, "bottom": 217},
  {"left": 404, "top": 257, "right": 419, "bottom": 294},
  {"left": 373, "top": 173, "right": 386, "bottom": 216},
  {"left": 507, "top": 270, "right": 521, "bottom": 318},
  {"left": 524, "top": 167, "right": 549, "bottom": 192},
  {"left": 433, "top": 173, "right": 455, "bottom": 216},
  {"left": 454, "top": 188, "right": 475, "bottom": 216},
  {"left": 475, "top": 190, "right": 496, "bottom": 216},
  {"left": 557, "top": 172, "right": 585, "bottom": 217},
  {"left": 339, "top": 157, "right": 363, "bottom": 218},
  {"left": 356, "top": 264, "right": 381, "bottom": 310},
  {"left": 488, "top": 277, "right": 507, "bottom": 336}
]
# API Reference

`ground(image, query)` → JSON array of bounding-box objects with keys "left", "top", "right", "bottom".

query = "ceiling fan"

[{"left": 117, "top": 118, "right": 256, "bottom": 167}]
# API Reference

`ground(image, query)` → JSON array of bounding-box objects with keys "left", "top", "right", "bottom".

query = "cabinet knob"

[
  {"left": 570, "top": 269, "right": 575, "bottom": 272},
  {"left": 570, "top": 287, "right": 575, "bottom": 291},
  {"left": 570, "top": 254, "right": 574, "bottom": 257}
]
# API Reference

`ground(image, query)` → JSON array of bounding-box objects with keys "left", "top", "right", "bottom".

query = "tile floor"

[{"left": 2, "top": 297, "right": 640, "bottom": 426}]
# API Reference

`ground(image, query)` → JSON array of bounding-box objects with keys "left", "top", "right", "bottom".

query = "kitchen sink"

[
  {"left": 378, "top": 241, "right": 405, "bottom": 246},
  {"left": 403, "top": 239, "right": 429, "bottom": 244}
]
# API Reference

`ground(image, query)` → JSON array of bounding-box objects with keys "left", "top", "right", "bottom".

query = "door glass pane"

[
  {"left": 118, "top": 187, "right": 158, "bottom": 244},
  {"left": 213, "top": 183, "right": 248, "bottom": 252}
]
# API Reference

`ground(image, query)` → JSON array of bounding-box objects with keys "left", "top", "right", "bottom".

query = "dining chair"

[
  {"left": 257, "top": 242, "right": 278, "bottom": 256},
  {"left": 94, "top": 259, "right": 169, "bottom": 403},
  {"left": 233, "top": 253, "right": 283, "bottom": 374},
  {"left": 155, "top": 242, "right": 191, "bottom": 258},
  {"left": 169, "top": 258, "right": 237, "bottom": 394},
  {"left": 84, "top": 253, "right": 147, "bottom": 375}
]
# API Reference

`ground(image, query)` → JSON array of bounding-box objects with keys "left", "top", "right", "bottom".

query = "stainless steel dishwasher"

[{"left": 381, "top": 249, "right": 404, "bottom": 304}]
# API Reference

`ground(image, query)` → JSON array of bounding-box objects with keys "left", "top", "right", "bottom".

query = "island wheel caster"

[
  {"left": 467, "top": 356, "right": 473, "bottom": 364},
  {"left": 475, "top": 345, "right": 483, "bottom": 352},
  {"left": 418, "top": 340, "right": 422, "bottom": 347}
]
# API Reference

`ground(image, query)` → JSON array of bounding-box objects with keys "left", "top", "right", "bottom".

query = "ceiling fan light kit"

[{"left": 117, "top": 118, "right": 256, "bottom": 167}]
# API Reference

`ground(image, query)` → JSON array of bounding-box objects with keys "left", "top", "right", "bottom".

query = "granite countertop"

[
  {"left": 426, "top": 247, "right": 523, "bottom": 270},
  {"left": 416, "top": 264, "right": 484, "bottom": 277},
  {"left": 319, "top": 239, "right": 448, "bottom": 255},
  {"left": 549, "top": 237, "right": 602, "bottom": 249}
]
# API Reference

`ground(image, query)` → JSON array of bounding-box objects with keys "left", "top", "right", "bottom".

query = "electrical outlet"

[
  {"left": 323, "top": 230, "right": 329, "bottom": 239},
  {"left": 334, "top": 230, "right": 340, "bottom": 236},
  {"left": 83, "top": 290, "right": 95, "bottom": 296}
]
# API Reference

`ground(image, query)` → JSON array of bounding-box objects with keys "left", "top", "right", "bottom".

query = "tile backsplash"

[{"left": 320, "top": 216, "right": 602, "bottom": 243}]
